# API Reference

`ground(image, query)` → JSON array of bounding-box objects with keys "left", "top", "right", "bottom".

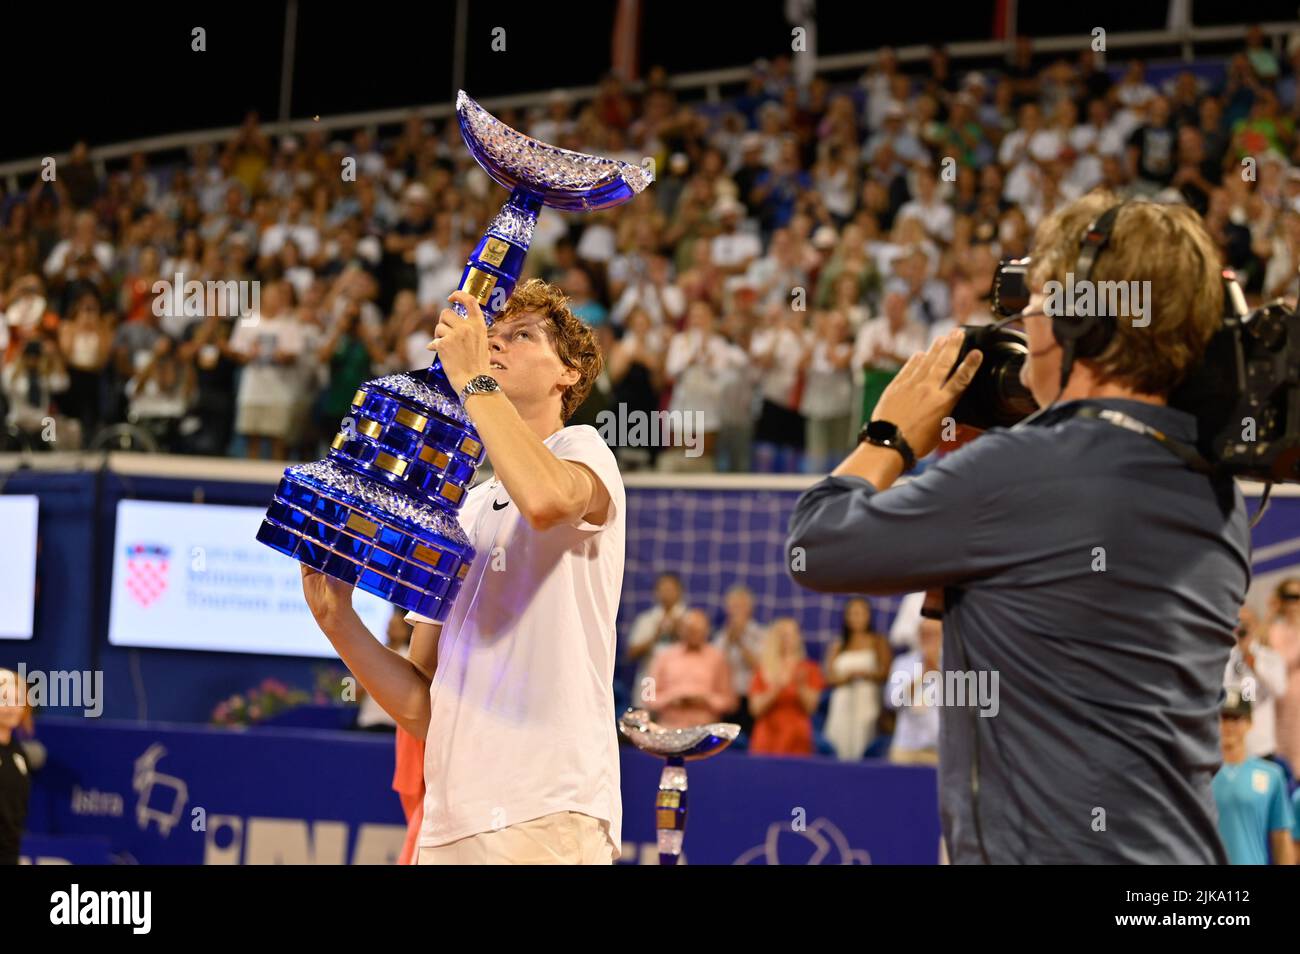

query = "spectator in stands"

[
  {"left": 1266, "top": 578, "right": 1300, "bottom": 772},
  {"left": 752, "top": 137, "right": 812, "bottom": 234},
  {"left": 1225, "top": 605, "right": 1289, "bottom": 772},
  {"left": 823, "top": 598, "right": 891, "bottom": 761},
  {"left": 710, "top": 198, "right": 762, "bottom": 276},
  {"left": 926, "top": 278, "right": 991, "bottom": 342},
  {"left": 124, "top": 334, "right": 193, "bottom": 450},
  {"left": 1, "top": 333, "right": 70, "bottom": 447},
  {"left": 179, "top": 313, "right": 238, "bottom": 455},
  {"left": 1212, "top": 689, "right": 1296, "bottom": 865},
  {"left": 800, "top": 309, "right": 854, "bottom": 472},
  {"left": 606, "top": 306, "right": 665, "bottom": 469},
  {"left": 1127, "top": 96, "right": 1178, "bottom": 194},
  {"left": 648, "top": 608, "right": 735, "bottom": 730},
  {"left": 0, "top": 667, "right": 36, "bottom": 866},
  {"left": 44, "top": 210, "right": 114, "bottom": 313},
  {"left": 564, "top": 266, "right": 609, "bottom": 329},
  {"left": 57, "top": 290, "right": 112, "bottom": 444},
  {"left": 751, "top": 304, "right": 810, "bottom": 472},
  {"left": 11, "top": 32, "right": 1300, "bottom": 486},
  {"left": 391, "top": 290, "right": 435, "bottom": 371},
  {"left": 315, "top": 298, "right": 384, "bottom": 447},
  {"left": 886, "top": 616, "right": 941, "bottom": 765},
  {"left": 714, "top": 291, "right": 759, "bottom": 473},
  {"left": 660, "top": 300, "right": 745, "bottom": 472},
  {"left": 228, "top": 280, "right": 305, "bottom": 460},
  {"left": 897, "top": 167, "right": 955, "bottom": 244},
  {"left": 711, "top": 584, "right": 765, "bottom": 737},
  {"left": 627, "top": 571, "right": 686, "bottom": 707},
  {"left": 852, "top": 288, "right": 926, "bottom": 426},
  {"left": 748, "top": 617, "right": 824, "bottom": 756},
  {"left": 610, "top": 252, "right": 684, "bottom": 329}
]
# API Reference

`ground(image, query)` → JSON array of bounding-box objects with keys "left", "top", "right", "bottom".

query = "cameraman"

[{"left": 787, "top": 192, "right": 1246, "bottom": 864}]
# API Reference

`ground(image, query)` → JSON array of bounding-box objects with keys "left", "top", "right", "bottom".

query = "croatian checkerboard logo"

[{"left": 125, "top": 543, "right": 171, "bottom": 608}]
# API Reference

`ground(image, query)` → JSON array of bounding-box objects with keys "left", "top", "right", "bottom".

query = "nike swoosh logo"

[{"left": 492, "top": 500, "right": 509, "bottom": 511}]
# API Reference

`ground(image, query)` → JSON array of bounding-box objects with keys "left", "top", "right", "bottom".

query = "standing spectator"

[
  {"left": 1171, "top": 126, "right": 1222, "bottom": 218},
  {"left": 278, "top": 241, "right": 316, "bottom": 303},
  {"left": 1126, "top": 96, "right": 1177, "bottom": 194},
  {"left": 711, "top": 585, "right": 765, "bottom": 737},
  {"left": 0, "top": 668, "right": 35, "bottom": 866},
  {"left": 119, "top": 245, "right": 164, "bottom": 326},
  {"left": 1266, "top": 578, "right": 1300, "bottom": 771},
  {"left": 564, "top": 267, "right": 609, "bottom": 329},
  {"left": 710, "top": 199, "right": 762, "bottom": 276},
  {"left": 412, "top": 214, "right": 457, "bottom": 308},
  {"left": 748, "top": 618, "right": 825, "bottom": 756},
  {"left": 228, "top": 281, "right": 305, "bottom": 460},
  {"left": 897, "top": 168, "right": 955, "bottom": 244},
  {"left": 57, "top": 291, "right": 112, "bottom": 444},
  {"left": 648, "top": 609, "right": 736, "bottom": 730},
  {"left": 659, "top": 300, "right": 745, "bottom": 472},
  {"left": 750, "top": 307, "right": 810, "bottom": 472},
  {"left": 124, "top": 335, "right": 194, "bottom": 450},
  {"left": 392, "top": 291, "right": 436, "bottom": 371},
  {"left": 926, "top": 278, "right": 992, "bottom": 342},
  {"left": 384, "top": 183, "right": 433, "bottom": 298},
  {"left": 626, "top": 572, "right": 687, "bottom": 707},
  {"left": 110, "top": 287, "right": 166, "bottom": 425},
  {"left": 1212, "top": 689, "right": 1296, "bottom": 865},
  {"left": 752, "top": 138, "right": 812, "bottom": 234},
  {"left": 1225, "top": 605, "right": 1289, "bottom": 767},
  {"left": 886, "top": 617, "right": 942, "bottom": 765},
  {"left": 715, "top": 287, "right": 760, "bottom": 473},
  {"left": 609, "top": 253, "right": 685, "bottom": 330},
  {"left": 851, "top": 289, "right": 927, "bottom": 426},
  {"left": 1261, "top": 210, "right": 1300, "bottom": 303},
  {"left": 823, "top": 598, "right": 892, "bottom": 761},
  {"left": 43, "top": 210, "right": 114, "bottom": 311},
  {"left": 2, "top": 335, "right": 70, "bottom": 448},
  {"left": 315, "top": 300, "right": 384, "bottom": 446},
  {"left": 801, "top": 310, "right": 855, "bottom": 472},
  {"left": 606, "top": 307, "right": 665, "bottom": 470},
  {"left": 179, "top": 314, "right": 238, "bottom": 456}
]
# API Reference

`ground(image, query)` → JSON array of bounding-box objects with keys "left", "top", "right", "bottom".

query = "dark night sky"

[{"left": 0, "top": 0, "right": 1293, "bottom": 163}]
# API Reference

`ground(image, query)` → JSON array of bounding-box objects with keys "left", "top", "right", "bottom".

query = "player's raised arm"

[{"left": 300, "top": 565, "right": 434, "bottom": 739}]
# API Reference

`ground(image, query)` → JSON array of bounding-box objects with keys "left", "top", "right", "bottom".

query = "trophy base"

[{"left": 257, "top": 459, "right": 475, "bottom": 622}]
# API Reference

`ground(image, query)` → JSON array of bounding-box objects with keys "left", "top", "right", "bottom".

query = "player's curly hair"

[{"left": 495, "top": 278, "right": 603, "bottom": 421}]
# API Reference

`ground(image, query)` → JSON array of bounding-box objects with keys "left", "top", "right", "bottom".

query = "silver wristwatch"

[{"left": 459, "top": 373, "right": 501, "bottom": 402}]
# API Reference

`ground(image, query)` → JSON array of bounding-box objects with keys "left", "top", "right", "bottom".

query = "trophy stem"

[
  {"left": 422, "top": 187, "right": 543, "bottom": 402},
  {"left": 656, "top": 757, "right": 688, "bottom": 865}
]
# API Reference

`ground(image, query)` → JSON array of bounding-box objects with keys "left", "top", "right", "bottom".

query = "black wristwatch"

[{"left": 858, "top": 419, "right": 916, "bottom": 473}]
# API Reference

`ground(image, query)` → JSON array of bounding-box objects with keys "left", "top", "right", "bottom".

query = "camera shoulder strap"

[{"left": 1071, "top": 404, "right": 1214, "bottom": 475}]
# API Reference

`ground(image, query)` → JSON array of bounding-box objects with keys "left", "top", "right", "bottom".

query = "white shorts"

[{"left": 414, "top": 811, "right": 614, "bottom": 865}]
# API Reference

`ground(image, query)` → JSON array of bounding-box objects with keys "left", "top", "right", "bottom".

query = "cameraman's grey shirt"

[{"left": 787, "top": 399, "right": 1249, "bottom": 863}]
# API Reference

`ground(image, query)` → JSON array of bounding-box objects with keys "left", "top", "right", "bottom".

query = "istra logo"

[{"left": 124, "top": 543, "right": 171, "bottom": 608}]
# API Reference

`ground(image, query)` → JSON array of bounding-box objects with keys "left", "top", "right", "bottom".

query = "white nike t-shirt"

[{"left": 406, "top": 424, "right": 626, "bottom": 855}]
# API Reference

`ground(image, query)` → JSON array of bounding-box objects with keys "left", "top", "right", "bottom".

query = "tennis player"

[{"left": 302, "top": 280, "right": 626, "bottom": 864}]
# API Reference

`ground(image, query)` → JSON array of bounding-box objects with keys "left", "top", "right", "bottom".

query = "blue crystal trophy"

[
  {"left": 257, "top": 91, "right": 652, "bottom": 621},
  {"left": 619, "top": 709, "right": 739, "bottom": 865}
]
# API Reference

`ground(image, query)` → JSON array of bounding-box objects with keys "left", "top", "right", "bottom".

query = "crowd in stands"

[{"left": 4, "top": 29, "right": 1299, "bottom": 471}]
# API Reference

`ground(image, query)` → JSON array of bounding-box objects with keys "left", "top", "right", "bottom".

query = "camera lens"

[{"left": 947, "top": 325, "right": 1039, "bottom": 430}]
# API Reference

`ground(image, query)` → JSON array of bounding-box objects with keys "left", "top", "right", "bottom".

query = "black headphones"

[{"left": 1052, "top": 202, "right": 1125, "bottom": 389}]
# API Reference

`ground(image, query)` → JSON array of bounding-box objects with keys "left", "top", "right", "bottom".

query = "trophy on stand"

[
  {"left": 619, "top": 709, "right": 739, "bottom": 865},
  {"left": 257, "top": 91, "right": 652, "bottom": 620}
]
